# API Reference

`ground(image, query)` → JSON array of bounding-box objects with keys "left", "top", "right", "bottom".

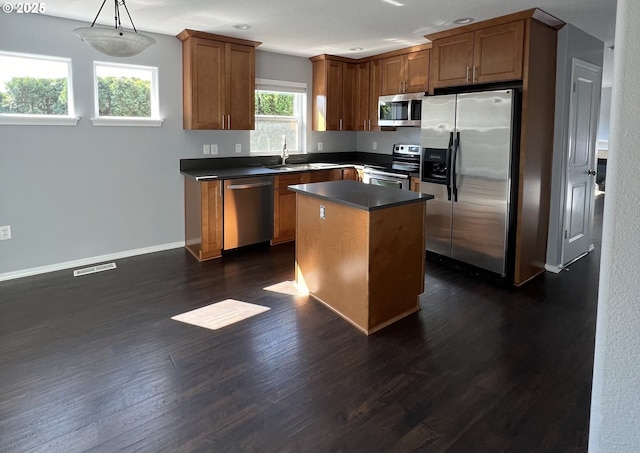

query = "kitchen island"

[{"left": 289, "top": 180, "right": 433, "bottom": 335}]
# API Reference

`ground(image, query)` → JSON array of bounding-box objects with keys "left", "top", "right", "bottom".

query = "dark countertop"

[
  {"left": 179, "top": 153, "right": 419, "bottom": 181},
  {"left": 288, "top": 180, "right": 434, "bottom": 212}
]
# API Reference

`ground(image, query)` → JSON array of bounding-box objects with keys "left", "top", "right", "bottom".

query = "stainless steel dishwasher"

[{"left": 223, "top": 176, "right": 274, "bottom": 250}]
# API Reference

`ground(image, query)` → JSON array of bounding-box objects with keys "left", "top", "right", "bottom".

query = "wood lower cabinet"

[
  {"left": 272, "top": 170, "right": 343, "bottom": 244},
  {"left": 342, "top": 167, "right": 360, "bottom": 181},
  {"left": 429, "top": 20, "right": 524, "bottom": 90},
  {"left": 410, "top": 177, "right": 421, "bottom": 192},
  {"left": 381, "top": 49, "right": 430, "bottom": 95},
  {"left": 184, "top": 178, "right": 223, "bottom": 261},
  {"left": 177, "top": 29, "right": 260, "bottom": 130}
]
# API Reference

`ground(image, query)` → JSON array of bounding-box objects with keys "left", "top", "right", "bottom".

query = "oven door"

[{"left": 363, "top": 169, "right": 409, "bottom": 190}]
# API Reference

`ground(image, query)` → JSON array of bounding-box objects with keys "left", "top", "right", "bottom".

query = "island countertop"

[{"left": 288, "top": 180, "right": 434, "bottom": 212}]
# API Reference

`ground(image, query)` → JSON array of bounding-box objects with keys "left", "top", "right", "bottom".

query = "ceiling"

[{"left": 44, "top": 0, "right": 616, "bottom": 59}]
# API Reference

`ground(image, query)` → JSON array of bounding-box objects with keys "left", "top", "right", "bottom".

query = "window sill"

[
  {"left": 91, "top": 117, "right": 164, "bottom": 127},
  {"left": 0, "top": 115, "right": 80, "bottom": 126}
]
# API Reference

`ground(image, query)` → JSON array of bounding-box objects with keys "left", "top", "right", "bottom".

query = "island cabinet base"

[{"left": 294, "top": 193, "right": 426, "bottom": 335}]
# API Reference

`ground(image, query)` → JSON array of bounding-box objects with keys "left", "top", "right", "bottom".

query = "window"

[
  {"left": 0, "top": 51, "right": 77, "bottom": 125},
  {"left": 92, "top": 62, "right": 162, "bottom": 127},
  {"left": 250, "top": 79, "right": 306, "bottom": 154}
]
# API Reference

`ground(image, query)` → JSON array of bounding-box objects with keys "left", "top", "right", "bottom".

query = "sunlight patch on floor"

[
  {"left": 171, "top": 299, "right": 270, "bottom": 331},
  {"left": 263, "top": 280, "right": 309, "bottom": 296}
]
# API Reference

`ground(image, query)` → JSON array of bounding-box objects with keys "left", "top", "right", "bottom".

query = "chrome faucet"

[{"left": 281, "top": 135, "right": 288, "bottom": 165}]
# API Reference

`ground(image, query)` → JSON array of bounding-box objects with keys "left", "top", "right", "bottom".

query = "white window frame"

[
  {"left": 251, "top": 78, "right": 306, "bottom": 155},
  {"left": 91, "top": 61, "right": 163, "bottom": 127},
  {"left": 0, "top": 50, "right": 79, "bottom": 126}
]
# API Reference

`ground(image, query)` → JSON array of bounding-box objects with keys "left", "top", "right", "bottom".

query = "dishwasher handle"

[{"left": 227, "top": 181, "right": 273, "bottom": 190}]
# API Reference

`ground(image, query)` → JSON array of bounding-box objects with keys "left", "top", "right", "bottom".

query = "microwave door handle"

[
  {"left": 452, "top": 131, "right": 460, "bottom": 202},
  {"left": 446, "top": 132, "right": 453, "bottom": 201}
]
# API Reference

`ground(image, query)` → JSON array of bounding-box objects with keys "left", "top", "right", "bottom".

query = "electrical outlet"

[
  {"left": 203, "top": 144, "right": 210, "bottom": 155},
  {"left": 211, "top": 144, "right": 218, "bottom": 155},
  {"left": 319, "top": 205, "right": 326, "bottom": 220},
  {"left": 235, "top": 144, "right": 241, "bottom": 153},
  {"left": 0, "top": 225, "right": 11, "bottom": 241},
  {"left": 372, "top": 142, "right": 377, "bottom": 150},
  {"left": 318, "top": 142, "right": 323, "bottom": 151}
]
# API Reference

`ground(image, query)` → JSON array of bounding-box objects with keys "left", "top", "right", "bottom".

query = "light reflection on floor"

[{"left": 263, "top": 280, "right": 309, "bottom": 297}]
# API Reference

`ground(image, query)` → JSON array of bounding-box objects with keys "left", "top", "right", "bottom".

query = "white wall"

[
  {"left": 546, "top": 24, "right": 604, "bottom": 270},
  {"left": 589, "top": 0, "right": 640, "bottom": 449}
]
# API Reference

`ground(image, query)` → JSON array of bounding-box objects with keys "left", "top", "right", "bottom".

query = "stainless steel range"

[{"left": 362, "top": 144, "right": 421, "bottom": 190}]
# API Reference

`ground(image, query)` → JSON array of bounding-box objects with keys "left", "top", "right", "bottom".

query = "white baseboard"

[{"left": 0, "top": 241, "right": 185, "bottom": 282}]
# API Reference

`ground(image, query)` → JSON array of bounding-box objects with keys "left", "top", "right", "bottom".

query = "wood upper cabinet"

[
  {"left": 430, "top": 21, "right": 524, "bottom": 90},
  {"left": 381, "top": 49, "right": 430, "bottom": 95},
  {"left": 355, "top": 60, "right": 383, "bottom": 131},
  {"left": 178, "top": 29, "right": 261, "bottom": 130},
  {"left": 311, "top": 55, "right": 358, "bottom": 131}
]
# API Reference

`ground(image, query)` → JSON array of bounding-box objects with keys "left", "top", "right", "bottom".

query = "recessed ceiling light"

[
  {"left": 350, "top": 47, "right": 364, "bottom": 52},
  {"left": 382, "top": 0, "right": 404, "bottom": 6},
  {"left": 233, "top": 24, "right": 251, "bottom": 30},
  {"left": 452, "top": 17, "right": 474, "bottom": 25}
]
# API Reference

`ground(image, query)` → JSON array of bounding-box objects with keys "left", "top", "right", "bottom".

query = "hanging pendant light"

[{"left": 74, "top": 0, "right": 155, "bottom": 58}]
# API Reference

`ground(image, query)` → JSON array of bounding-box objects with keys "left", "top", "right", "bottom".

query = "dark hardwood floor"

[{"left": 0, "top": 194, "right": 603, "bottom": 453}]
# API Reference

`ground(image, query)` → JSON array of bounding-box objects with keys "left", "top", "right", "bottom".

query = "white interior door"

[{"left": 562, "top": 58, "right": 601, "bottom": 266}]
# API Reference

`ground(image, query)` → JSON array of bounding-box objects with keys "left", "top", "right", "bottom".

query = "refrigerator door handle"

[
  {"left": 452, "top": 131, "right": 460, "bottom": 202},
  {"left": 446, "top": 131, "right": 453, "bottom": 201}
]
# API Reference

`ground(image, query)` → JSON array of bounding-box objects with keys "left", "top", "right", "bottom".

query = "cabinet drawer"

[{"left": 275, "top": 173, "right": 306, "bottom": 189}]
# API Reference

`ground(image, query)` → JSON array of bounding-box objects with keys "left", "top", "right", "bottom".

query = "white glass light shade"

[{"left": 74, "top": 27, "right": 155, "bottom": 57}]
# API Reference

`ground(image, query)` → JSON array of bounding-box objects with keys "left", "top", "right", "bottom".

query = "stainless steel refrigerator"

[{"left": 420, "top": 90, "right": 517, "bottom": 277}]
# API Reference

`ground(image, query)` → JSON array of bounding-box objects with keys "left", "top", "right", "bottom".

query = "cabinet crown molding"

[
  {"left": 425, "top": 8, "right": 565, "bottom": 41},
  {"left": 176, "top": 29, "right": 262, "bottom": 47}
]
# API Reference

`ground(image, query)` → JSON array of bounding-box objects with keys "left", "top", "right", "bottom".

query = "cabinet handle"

[
  {"left": 473, "top": 66, "right": 478, "bottom": 83},
  {"left": 340, "top": 118, "right": 343, "bottom": 131},
  {"left": 466, "top": 66, "right": 470, "bottom": 83},
  {"left": 221, "top": 115, "right": 225, "bottom": 129},
  {"left": 227, "top": 115, "right": 231, "bottom": 129},
  {"left": 368, "top": 119, "right": 371, "bottom": 130}
]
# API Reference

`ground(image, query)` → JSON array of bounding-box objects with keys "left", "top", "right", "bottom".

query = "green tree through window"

[
  {"left": 97, "top": 76, "right": 151, "bottom": 117},
  {"left": 0, "top": 77, "right": 68, "bottom": 115}
]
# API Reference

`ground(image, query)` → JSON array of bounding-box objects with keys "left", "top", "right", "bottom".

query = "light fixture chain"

[
  {"left": 90, "top": 0, "right": 108, "bottom": 27},
  {"left": 120, "top": 0, "right": 139, "bottom": 33}
]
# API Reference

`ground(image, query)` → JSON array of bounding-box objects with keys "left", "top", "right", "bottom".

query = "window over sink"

[{"left": 250, "top": 78, "right": 306, "bottom": 155}]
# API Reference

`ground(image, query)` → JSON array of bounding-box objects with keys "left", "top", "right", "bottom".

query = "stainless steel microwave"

[{"left": 378, "top": 93, "right": 423, "bottom": 126}]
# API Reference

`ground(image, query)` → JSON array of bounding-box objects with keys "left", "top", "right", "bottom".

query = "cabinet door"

[
  {"left": 369, "top": 59, "right": 382, "bottom": 131},
  {"left": 342, "top": 168, "right": 360, "bottom": 181},
  {"left": 342, "top": 63, "right": 358, "bottom": 131},
  {"left": 473, "top": 21, "right": 524, "bottom": 84},
  {"left": 404, "top": 50, "right": 430, "bottom": 93},
  {"left": 355, "top": 62, "right": 371, "bottom": 131},
  {"left": 201, "top": 180, "right": 223, "bottom": 258},
  {"left": 183, "top": 37, "right": 225, "bottom": 130},
  {"left": 381, "top": 55, "right": 405, "bottom": 95},
  {"left": 430, "top": 32, "right": 474, "bottom": 90},
  {"left": 273, "top": 189, "right": 297, "bottom": 244},
  {"left": 325, "top": 60, "right": 343, "bottom": 131},
  {"left": 226, "top": 43, "right": 256, "bottom": 130}
]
